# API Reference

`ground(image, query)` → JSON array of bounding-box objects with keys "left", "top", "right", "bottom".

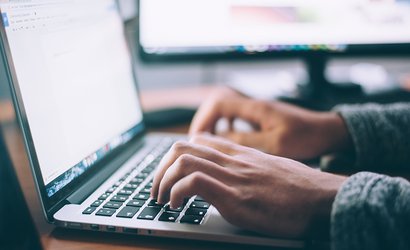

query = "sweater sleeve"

[
  {"left": 331, "top": 172, "right": 410, "bottom": 250},
  {"left": 333, "top": 103, "right": 410, "bottom": 171}
]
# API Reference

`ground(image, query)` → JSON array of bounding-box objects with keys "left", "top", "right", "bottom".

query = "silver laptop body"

[{"left": 0, "top": 0, "right": 303, "bottom": 247}]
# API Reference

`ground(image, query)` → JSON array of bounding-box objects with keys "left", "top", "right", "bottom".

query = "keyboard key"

[
  {"left": 145, "top": 182, "right": 153, "bottom": 188},
  {"left": 96, "top": 208, "right": 116, "bottom": 217},
  {"left": 103, "top": 201, "right": 123, "bottom": 209},
  {"left": 159, "top": 212, "right": 179, "bottom": 222},
  {"left": 124, "top": 183, "right": 138, "bottom": 190},
  {"left": 137, "top": 207, "right": 161, "bottom": 220},
  {"left": 127, "top": 199, "right": 145, "bottom": 207},
  {"left": 139, "top": 187, "right": 151, "bottom": 194},
  {"left": 194, "top": 196, "right": 206, "bottom": 201},
  {"left": 91, "top": 200, "right": 103, "bottom": 207},
  {"left": 165, "top": 204, "right": 183, "bottom": 212},
  {"left": 116, "top": 206, "right": 140, "bottom": 218},
  {"left": 147, "top": 199, "right": 164, "bottom": 208},
  {"left": 106, "top": 187, "right": 116, "bottom": 193},
  {"left": 113, "top": 181, "right": 122, "bottom": 187},
  {"left": 185, "top": 208, "right": 207, "bottom": 217},
  {"left": 117, "top": 189, "right": 133, "bottom": 196},
  {"left": 82, "top": 207, "right": 96, "bottom": 215},
  {"left": 180, "top": 215, "right": 203, "bottom": 224},
  {"left": 183, "top": 197, "right": 191, "bottom": 204},
  {"left": 98, "top": 193, "right": 110, "bottom": 200},
  {"left": 123, "top": 175, "right": 131, "bottom": 180},
  {"left": 141, "top": 167, "right": 154, "bottom": 174},
  {"left": 136, "top": 172, "right": 149, "bottom": 178},
  {"left": 130, "top": 178, "right": 144, "bottom": 185},
  {"left": 134, "top": 193, "right": 150, "bottom": 200},
  {"left": 190, "top": 201, "right": 210, "bottom": 209},
  {"left": 152, "top": 157, "right": 162, "bottom": 163},
  {"left": 110, "top": 195, "right": 128, "bottom": 202}
]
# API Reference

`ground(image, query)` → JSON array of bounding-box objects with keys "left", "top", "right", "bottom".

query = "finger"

[
  {"left": 189, "top": 97, "right": 264, "bottom": 135},
  {"left": 157, "top": 154, "right": 237, "bottom": 204},
  {"left": 169, "top": 172, "right": 237, "bottom": 212},
  {"left": 189, "top": 98, "right": 224, "bottom": 134},
  {"left": 151, "top": 140, "right": 231, "bottom": 198}
]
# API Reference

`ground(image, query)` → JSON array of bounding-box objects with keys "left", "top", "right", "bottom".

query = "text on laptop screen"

[{"left": 1, "top": 0, "right": 143, "bottom": 197}]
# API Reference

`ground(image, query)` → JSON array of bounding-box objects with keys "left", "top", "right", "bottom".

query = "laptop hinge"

[{"left": 66, "top": 138, "right": 145, "bottom": 204}]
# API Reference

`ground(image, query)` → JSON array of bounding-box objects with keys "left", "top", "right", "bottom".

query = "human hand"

[
  {"left": 151, "top": 134, "right": 347, "bottom": 238},
  {"left": 190, "top": 92, "right": 351, "bottom": 160}
]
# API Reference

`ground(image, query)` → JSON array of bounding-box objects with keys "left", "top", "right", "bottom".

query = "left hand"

[
  {"left": 189, "top": 90, "right": 351, "bottom": 161},
  {"left": 151, "top": 134, "right": 346, "bottom": 238}
]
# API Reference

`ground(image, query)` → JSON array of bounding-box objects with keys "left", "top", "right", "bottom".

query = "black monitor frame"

[{"left": 139, "top": 41, "right": 410, "bottom": 63}]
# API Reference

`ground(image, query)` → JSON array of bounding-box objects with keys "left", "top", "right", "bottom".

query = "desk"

[{"left": 1, "top": 86, "right": 280, "bottom": 250}]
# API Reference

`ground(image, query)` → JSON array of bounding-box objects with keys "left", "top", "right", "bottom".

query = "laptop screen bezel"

[{"left": 0, "top": 2, "right": 147, "bottom": 221}]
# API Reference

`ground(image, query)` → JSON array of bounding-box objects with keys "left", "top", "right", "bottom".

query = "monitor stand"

[{"left": 280, "top": 56, "right": 410, "bottom": 111}]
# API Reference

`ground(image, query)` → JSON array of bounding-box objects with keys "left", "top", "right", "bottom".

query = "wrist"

[
  {"left": 318, "top": 112, "right": 352, "bottom": 155},
  {"left": 308, "top": 173, "right": 347, "bottom": 239}
]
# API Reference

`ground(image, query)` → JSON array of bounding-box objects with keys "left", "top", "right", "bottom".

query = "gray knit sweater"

[{"left": 330, "top": 103, "right": 410, "bottom": 250}]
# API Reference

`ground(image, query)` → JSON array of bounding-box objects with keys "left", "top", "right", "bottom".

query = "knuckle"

[
  {"left": 206, "top": 97, "right": 223, "bottom": 111},
  {"left": 171, "top": 141, "right": 190, "bottom": 154},
  {"left": 188, "top": 172, "right": 206, "bottom": 189},
  {"left": 176, "top": 153, "right": 194, "bottom": 167}
]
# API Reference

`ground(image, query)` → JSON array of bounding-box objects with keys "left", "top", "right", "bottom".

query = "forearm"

[
  {"left": 333, "top": 103, "right": 410, "bottom": 171},
  {"left": 331, "top": 172, "right": 410, "bottom": 250}
]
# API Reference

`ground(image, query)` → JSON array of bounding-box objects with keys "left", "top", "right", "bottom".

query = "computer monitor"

[{"left": 139, "top": 0, "right": 410, "bottom": 99}]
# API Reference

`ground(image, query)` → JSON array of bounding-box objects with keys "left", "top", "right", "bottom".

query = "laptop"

[
  {"left": 0, "top": 127, "right": 43, "bottom": 250},
  {"left": 0, "top": 0, "right": 303, "bottom": 248}
]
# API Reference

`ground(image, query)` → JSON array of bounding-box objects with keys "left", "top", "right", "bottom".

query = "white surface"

[
  {"left": 1, "top": 0, "right": 143, "bottom": 184},
  {"left": 140, "top": 0, "right": 410, "bottom": 48},
  {"left": 227, "top": 70, "right": 300, "bottom": 100}
]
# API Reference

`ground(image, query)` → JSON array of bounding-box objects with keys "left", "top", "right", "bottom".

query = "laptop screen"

[{"left": 0, "top": 0, "right": 143, "bottom": 197}]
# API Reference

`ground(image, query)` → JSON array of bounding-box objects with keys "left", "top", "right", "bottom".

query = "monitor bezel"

[
  {"left": 0, "top": 2, "right": 147, "bottom": 221},
  {"left": 139, "top": 43, "right": 410, "bottom": 63},
  {"left": 137, "top": 1, "right": 410, "bottom": 63}
]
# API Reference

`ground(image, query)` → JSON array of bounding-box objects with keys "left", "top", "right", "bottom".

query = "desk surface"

[{"left": 1, "top": 86, "right": 279, "bottom": 250}]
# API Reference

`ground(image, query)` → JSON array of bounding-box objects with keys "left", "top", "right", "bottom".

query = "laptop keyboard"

[{"left": 82, "top": 138, "right": 210, "bottom": 225}]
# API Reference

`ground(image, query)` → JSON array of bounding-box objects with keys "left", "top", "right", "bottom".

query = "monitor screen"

[
  {"left": 1, "top": 0, "right": 143, "bottom": 197},
  {"left": 139, "top": 0, "right": 410, "bottom": 57}
]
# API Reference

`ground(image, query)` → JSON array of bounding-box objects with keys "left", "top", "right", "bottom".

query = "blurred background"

[
  {"left": 2, "top": 0, "right": 410, "bottom": 102},
  {"left": 119, "top": 0, "right": 410, "bottom": 98}
]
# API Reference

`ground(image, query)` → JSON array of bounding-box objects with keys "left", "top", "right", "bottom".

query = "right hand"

[
  {"left": 151, "top": 134, "right": 346, "bottom": 238},
  {"left": 190, "top": 91, "right": 351, "bottom": 160}
]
